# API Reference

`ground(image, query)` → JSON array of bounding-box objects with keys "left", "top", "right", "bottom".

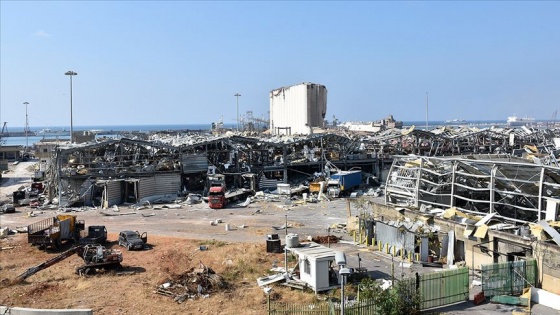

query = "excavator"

[{"left": 14, "top": 244, "right": 123, "bottom": 282}]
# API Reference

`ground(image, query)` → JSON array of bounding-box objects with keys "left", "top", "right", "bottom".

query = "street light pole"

[
  {"left": 23, "top": 102, "right": 29, "bottom": 151},
  {"left": 65, "top": 71, "right": 78, "bottom": 143},
  {"left": 234, "top": 93, "right": 241, "bottom": 132},
  {"left": 425, "top": 92, "right": 429, "bottom": 131}
]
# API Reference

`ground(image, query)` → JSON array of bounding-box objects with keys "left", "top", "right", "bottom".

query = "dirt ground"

[{"left": 0, "top": 233, "right": 313, "bottom": 314}]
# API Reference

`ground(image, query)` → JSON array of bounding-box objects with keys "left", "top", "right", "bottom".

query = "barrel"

[
  {"left": 266, "top": 239, "right": 282, "bottom": 253},
  {"left": 286, "top": 233, "right": 300, "bottom": 248}
]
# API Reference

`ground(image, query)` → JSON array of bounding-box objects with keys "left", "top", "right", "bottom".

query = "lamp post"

[
  {"left": 65, "top": 71, "right": 78, "bottom": 143},
  {"left": 425, "top": 92, "right": 429, "bottom": 131},
  {"left": 335, "top": 251, "right": 349, "bottom": 315},
  {"left": 23, "top": 102, "right": 29, "bottom": 151},
  {"left": 234, "top": 93, "right": 241, "bottom": 131}
]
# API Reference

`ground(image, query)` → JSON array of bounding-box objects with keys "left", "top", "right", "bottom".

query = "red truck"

[
  {"left": 208, "top": 186, "right": 227, "bottom": 209},
  {"left": 207, "top": 173, "right": 257, "bottom": 209}
]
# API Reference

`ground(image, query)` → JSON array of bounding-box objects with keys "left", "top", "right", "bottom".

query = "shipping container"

[{"left": 329, "top": 170, "right": 362, "bottom": 192}]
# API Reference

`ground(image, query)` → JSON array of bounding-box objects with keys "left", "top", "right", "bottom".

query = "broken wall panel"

[
  {"left": 181, "top": 154, "right": 208, "bottom": 174},
  {"left": 102, "top": 180, "right": 123, "bottom": 208},
  {"left": 154, "top": 173, "right": 181, "bottom": 196},
  {"left": 138, "top": 177, "right": 157, "bottom": 200}
]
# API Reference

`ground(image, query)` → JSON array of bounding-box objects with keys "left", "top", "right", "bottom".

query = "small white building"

[
  {"left": 289, "top": 242, "right": 339, "bottom": 293},
  {"left": 269, "top": 82, "right": 327, "bottom": 135}
]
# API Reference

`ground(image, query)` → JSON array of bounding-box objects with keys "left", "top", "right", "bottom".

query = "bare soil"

[{"left": 0, "top": 233, "right": 323, "bottom": 315}]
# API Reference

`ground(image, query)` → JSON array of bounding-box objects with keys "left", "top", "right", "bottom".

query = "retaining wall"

[{"left": 0, "top": 306, "right": 92, "bottom": 315}]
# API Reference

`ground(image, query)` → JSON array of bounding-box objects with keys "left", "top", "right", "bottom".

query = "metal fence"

[
  {"left": 481, "top": 259, "right": 537, "bottom": 297},
  {"left": 268, "top": 267, "right": 469, "bottom": 314},
  {"left": 269, "top": 299, "right": 378, "bottom": 315}
]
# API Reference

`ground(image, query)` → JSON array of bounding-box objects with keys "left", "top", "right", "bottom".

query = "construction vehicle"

[
  {"left": 27, "top": 214, "right": 85, "bottom": 249},
  {"left": 207, "top": 173, "right": 257, "bottom": 209},
  {"left": 79, "top": 225, "right": 108, "bottom": 245},
  {"left": 15, "top": 244, "right": 123, "bottom": 282}
]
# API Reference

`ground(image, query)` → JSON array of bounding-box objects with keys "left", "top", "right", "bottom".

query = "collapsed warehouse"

[
  {"left": 42, "top": 133, "right": 382, "bottom": 208},
  {"left": 373, "top": 153, "right": 560, "bottom": 294},
  {"left": 361, "top": 124, "right": 560, "bottom": 159},
  {"left": 38, "top": 124, "right": 560, "bottom": 208}
]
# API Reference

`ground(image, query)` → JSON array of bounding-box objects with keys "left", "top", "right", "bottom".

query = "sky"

[{"left": 1, "top": 1, "right": 559, "bottom": 129}]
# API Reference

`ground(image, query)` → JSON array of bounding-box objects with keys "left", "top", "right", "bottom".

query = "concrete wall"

[
  {"left": 0, "top": 306, "right": 92, "bottom": 315},
  {"left": 368, "top": 201, "right": 560, "bottom": 294}
]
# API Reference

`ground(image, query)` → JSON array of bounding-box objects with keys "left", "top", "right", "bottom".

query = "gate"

[
  {"left": 418, "top": 267, "right": 469, "bottom": 309},
  {"left": 481, "top": 259, "right": 537, "bottom": 297}
]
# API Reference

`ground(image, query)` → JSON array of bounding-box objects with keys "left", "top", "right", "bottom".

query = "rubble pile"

[
  {"left": 312, "top": 235, "right": 340, "bottom": 244},
  {"left": 155, "top": 263, "right": 227, "bottom": 303}
]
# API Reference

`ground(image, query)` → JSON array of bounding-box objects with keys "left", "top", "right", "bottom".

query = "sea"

[{"left": 0, "top": 120, "right": 538, "bottom": 147}]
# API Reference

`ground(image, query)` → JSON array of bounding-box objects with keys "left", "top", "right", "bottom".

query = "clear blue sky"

[{"left": 1, "top": 1, "right": 559, "bottom": 128}]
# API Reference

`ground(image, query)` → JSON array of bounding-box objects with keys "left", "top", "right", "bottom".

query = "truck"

[
  {"left": 326, "top": 170, "right": 362, "bottom": 198},
  {"left": 15, "top": 243, "right": 123, "bottom": 281},
  {"left": 27, "top": 214, "right": 85, "bottom": 249},
  {"left": 79, "top": 225, "right": 107, "bottom": 245},
  {"left": 208, "top": 185, "right": 227, "bottom": 209},
  {"left": 207, "top": 173, "right": 257, "bottom": 209}
]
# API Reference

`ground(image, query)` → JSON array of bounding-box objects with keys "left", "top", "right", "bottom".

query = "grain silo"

[{"left": 269, "top": 82, "right": 327, "bottom": 135}]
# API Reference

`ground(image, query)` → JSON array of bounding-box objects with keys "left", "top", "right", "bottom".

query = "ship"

[
  {"left": 445, "top": 119, "right": 467, "bottom": 124},
  {"left": 507, "top": 115, "right": 535, "bottom": 127}
]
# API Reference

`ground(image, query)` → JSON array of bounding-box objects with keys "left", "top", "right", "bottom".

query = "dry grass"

[{"left": 0, "top": 233, "right": 320, "bottom": 315}]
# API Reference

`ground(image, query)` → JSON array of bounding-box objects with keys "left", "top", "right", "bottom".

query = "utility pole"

[
  {"left": 425, "top": 92, "right": 429, "bottom": 131},
  {"left": 65, "top": 70, "right": 78, "bottom": 143},
  {"left": 284, "top": 214, "right": 288, "bottom": 273},
  {"left": 234, "top": 93, "right": 241, "bottom": 132},
  {"left": 23, "top": 102, "right": 29, "bottom": 151}
]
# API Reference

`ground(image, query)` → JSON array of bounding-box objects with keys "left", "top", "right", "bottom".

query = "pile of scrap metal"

[
  {"left": 155, "top": 263, "right": 227, "bottom": 303},
  {"left": 362, "top": 125, "right": 560, "bottom": 158}
]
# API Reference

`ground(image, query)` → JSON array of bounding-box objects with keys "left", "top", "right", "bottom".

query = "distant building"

[
  {"left": 0, "top": 145, "right": 23, "bottom": 162},
  {"left": 73, "top": 131, "right": 96, "bottom": 144},
  {"left": 340, "top": 115, "right": 403, "bottom": 133},
  {"left": 35, "top": 139, "right": 68, "bottom": 160},
  {"left": 383, "top": 115, "right": 403, "bottom": 129},
  {"left": 269, "top": 82, "right": 327, "bottom": 135}
]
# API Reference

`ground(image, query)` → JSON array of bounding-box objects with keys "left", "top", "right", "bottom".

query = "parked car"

[
  {"left": 118, "top": 230, "right": 147, "bottom": 250},
  {"left": 1, "top": 204, "right": 16, "bottom": 214}
]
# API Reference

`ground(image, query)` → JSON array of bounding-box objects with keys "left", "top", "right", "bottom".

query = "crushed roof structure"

[{"left": 385, "top": 154, "right": 560, "bottom": 224}]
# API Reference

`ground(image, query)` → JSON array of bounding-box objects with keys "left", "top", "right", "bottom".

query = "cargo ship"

[{"left": 507, "top": 115, "right": 535, "bottom": 126}]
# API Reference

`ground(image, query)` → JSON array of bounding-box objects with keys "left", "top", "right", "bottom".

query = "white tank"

[{"left": 286, "top": 233, "right": 300, "bottom": 248}]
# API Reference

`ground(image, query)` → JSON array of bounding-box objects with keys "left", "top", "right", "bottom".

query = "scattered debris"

[
  {"left": 155, "top": 262, "right": 227, "bottom": 303},
  {"left": 272, "top": 223, "right": 292, "bottom": 230},
  {"left": 0, "top": 227, "right": 9, "bottom": 238},
  {"left": 100, "top": 211, "right": 137, "bottom": 216},
  {"left": 312, "top": 235, "right": 340, "bottom": 244}
]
